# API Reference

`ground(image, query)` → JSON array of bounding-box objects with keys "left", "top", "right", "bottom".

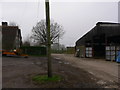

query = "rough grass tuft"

[{"left": 32, "top": 75, "right": 62, "bottom": 84}]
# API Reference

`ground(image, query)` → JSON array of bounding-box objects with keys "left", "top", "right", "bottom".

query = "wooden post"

[{"left": 45, "top": 0, "right": 52, "bottom": 77}]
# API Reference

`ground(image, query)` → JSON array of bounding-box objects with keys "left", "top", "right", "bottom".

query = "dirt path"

[{"left": 52, "top": 54, "right": 120, "bottom": 88}]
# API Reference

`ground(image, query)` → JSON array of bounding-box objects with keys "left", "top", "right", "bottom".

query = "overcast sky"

[{"left": 0, "top": 0, "right": 119, "bottom": 46}]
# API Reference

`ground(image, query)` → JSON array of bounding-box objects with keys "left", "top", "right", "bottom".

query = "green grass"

[{"left": 32, "top": 75, "right": 62, "bottom": 84}]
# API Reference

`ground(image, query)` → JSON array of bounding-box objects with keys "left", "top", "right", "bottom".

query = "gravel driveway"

[{"left": 52, "top": 54, "right": 120, "bottom": 88}]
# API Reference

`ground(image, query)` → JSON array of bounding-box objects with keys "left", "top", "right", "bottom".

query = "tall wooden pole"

[{"left": 45, "top": 0, "right": 52, "bottom": 77}]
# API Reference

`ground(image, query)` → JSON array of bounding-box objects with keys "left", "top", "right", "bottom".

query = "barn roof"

[{"left": 76, "top": 22, "right": 120, "bottom": 46}]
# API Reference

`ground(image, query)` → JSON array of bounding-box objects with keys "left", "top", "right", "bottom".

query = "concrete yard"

[
  {"left": 2, "top": 55, "right": 120, "bottom": 88},
  {"left": 52, "top": 54, "right": 120, "bottom": 88}
]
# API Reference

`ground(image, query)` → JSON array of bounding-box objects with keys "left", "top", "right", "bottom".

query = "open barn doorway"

[{"left": 93, "top": 34, "right": 105, "bottom": 58}]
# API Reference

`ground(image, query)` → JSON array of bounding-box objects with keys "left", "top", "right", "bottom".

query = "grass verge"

[{"left": 32, "top": 75, "right": 62, "bottom": 84}]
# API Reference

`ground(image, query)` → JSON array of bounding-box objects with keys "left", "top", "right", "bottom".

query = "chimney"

[{"left": 2, "top": 22, "right": 8, "bottom": 26}]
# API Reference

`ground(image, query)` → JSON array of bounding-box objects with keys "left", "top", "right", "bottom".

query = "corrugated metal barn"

[{"left": 75, "top": 22, "right": 120, "bottom": 61}]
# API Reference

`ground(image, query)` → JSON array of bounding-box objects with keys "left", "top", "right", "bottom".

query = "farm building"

[
  {"left": 0, "top": 22, "right": 22, "bottom": 51},
  {"left": 75, "top": 22, "right": 120, "bottom": 61},
  {"left": 67, "top": 47, "right": 75, "bottom": 54}
]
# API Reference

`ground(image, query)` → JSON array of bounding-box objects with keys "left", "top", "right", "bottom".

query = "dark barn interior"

[{"left": 92, "top": 34, "right": 106, "bottom": 58}]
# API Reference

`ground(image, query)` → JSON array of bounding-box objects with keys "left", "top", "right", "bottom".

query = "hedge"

[{"left": 20, "top": 46, "right": 47, "bottom": 56}]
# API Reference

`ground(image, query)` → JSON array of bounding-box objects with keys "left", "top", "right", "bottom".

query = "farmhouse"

[
  {"left": 1, "top": 22, "right": 22, "bottom": 51},
  {"left": 75, "top": 22, "right": 120, "bottom": 61}
]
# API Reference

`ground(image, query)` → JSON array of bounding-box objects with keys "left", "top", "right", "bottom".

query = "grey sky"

[{"left": 0, "top": 0, "right": 119, "bottom": 46}]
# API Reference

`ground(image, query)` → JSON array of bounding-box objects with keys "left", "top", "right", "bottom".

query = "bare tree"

[
  {"left": 22, "top": 35, "right": 31, "bottom": 46},
  {"left": 31, "top": 19, "right": 64, "bottom": 45}
]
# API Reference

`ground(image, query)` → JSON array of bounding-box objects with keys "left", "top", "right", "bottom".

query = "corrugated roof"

[{"left": 76, "top": 22, "right": 120, "bottom": 46}]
